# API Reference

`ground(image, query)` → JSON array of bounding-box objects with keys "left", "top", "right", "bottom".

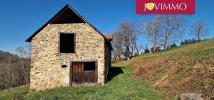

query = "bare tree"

[
  {"left": 114, "top": 21, "right": 138, "bottom": 60},
  {"left": 191, "top": 20, "right": 208, "bottom": 42},
  {"left": 25, "top": 43, "right": 32, "bottom": 58},
  {"left": 112, "top": 32, "right": 122, "bottom": 61},
  {"left": 129, "top": 26, "right": 140, "bottom": 57},
  {"left": 16, "top": 46, "right": 27, "bottom": 59},
  {"left": 141, "top": 16, "right": 161, "bottom": 52},
  {"left": 159, "top": 15, "right": 184, "bottom": 49},
  {"left": 118, "top": 22, "right": 131, "bottom": 60},
  {"left": 15, "top": 46, "right": 30, "bottom": 84}
]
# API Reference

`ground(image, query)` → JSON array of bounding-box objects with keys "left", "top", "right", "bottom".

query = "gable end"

[{"left": 26, "top": 4, "right": 112, "bottom": 49}]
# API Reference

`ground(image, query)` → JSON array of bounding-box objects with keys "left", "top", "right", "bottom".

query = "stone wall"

[{"left": 30, "top": 23, "right": 106, "bottom": 91}]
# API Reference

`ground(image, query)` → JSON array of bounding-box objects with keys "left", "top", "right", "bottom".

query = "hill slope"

[
  {"left": 117, "top": 39, "right": 214, "bottom": 98},
  {"left": 0, "top": 68, "right": 164, "bottom": 100}
]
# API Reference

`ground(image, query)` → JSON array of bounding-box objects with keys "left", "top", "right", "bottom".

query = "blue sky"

[{"left": 0, "top": 0, "right": 213, "bottom": 52}]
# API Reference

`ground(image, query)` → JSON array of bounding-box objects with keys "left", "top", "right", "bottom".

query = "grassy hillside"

[
  {"left": 0, "top": 39, "right": 213, "bottom": 100},
  {"left": 117, "top": 39, "right": 214, "bottom": 98},
  {"left": 0, "top": 67, "right": 164, "bottom": 100}
]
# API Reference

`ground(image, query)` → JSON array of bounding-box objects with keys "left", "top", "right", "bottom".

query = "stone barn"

[{"left": 26, "top": 4, "right": 112, "bottom": 91}]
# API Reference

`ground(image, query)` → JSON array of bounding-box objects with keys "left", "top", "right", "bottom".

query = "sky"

[{"left": 0, "top": 0, "right": 213, "bottom": 52}]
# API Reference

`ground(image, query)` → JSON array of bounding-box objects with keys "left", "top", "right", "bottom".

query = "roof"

[
  {"left": 104, "top": 34, "right": 112, "bottom": 41},
  {"left": 26, "top": 4, "right": 112, "bottom": 49}
]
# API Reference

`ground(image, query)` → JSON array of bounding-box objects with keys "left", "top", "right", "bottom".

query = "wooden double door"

[{"left": 70, "top": 61, "right": 97, "bottom": 85}]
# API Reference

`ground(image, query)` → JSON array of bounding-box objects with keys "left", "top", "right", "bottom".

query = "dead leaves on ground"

[{"left": 133, "top": 56, "right": 214, "bottom": 95}]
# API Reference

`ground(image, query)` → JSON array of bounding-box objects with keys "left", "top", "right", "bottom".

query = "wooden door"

[
  {"left": 70, "top": 61, "right": 97, "bottom": 85},
  {"left": 71, "top": 62, "right": 84, "bottom": 85}
]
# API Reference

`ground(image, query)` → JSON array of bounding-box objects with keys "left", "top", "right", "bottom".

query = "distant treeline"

[
  {"left": 142, "top": 38, "right": 209, "bottom": 54},
  {"left": 0, "top": 50, "right": 30, "bottom": 90},
  {"left": 180, "top": 38, "right": 208, "bottom": 45}
]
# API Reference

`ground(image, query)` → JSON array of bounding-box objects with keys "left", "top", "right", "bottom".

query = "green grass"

[
  {"left": 0, "top": 86, "right": 29, "bottom": 100},
  {"left": 116, "top": 39, "right": 214, "bottom": 97},
  {"left": 0, "top": 67, "right": 164, "bottom": 100}
]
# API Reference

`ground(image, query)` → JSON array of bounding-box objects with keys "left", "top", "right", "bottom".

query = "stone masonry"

[{"left": 30, "top": 23, "right": 106, "bottom": 91}]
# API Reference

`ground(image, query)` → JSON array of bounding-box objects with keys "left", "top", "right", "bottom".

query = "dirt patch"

[
  {"left": 154, "top": 65, "right": 182, "bottom": 87},
  {"left": 192, "top": 63, "right": 206, "bottom": 74},
  {"left": 175, "top": 75, "right": 196, "bottom": 92},
  {"left": 135, "top": 58, "right": 169, "bottom": 79}
]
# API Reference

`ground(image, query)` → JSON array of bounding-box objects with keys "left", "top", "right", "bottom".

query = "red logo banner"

[{"left": 136, "top": 0, "right": 195, "bottom": 14}]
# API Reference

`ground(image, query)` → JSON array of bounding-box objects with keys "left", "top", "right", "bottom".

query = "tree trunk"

[
  {"left": 163, "top": 40, "right": 167, "bottom": 49},
  {"left": 197, "top": 34, "right": 200, "bottom": 42},
  {"left": 163, "top": 35, "right": 169, "bottom": 49},
  {"left": 125, "top": 36, "right": 130, "bottom": 59},
  {"left": 134, "top": 41, "right": 139, "bottom": 55}
]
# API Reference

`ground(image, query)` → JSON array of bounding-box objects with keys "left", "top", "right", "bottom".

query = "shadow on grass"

[{"left": 107, "top": 66, "right": 124, "bottom": 81}]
